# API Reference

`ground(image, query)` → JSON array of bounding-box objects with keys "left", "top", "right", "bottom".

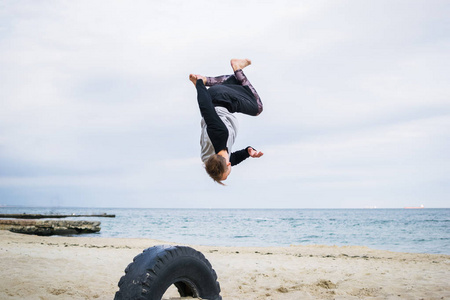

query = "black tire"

[{"left": 115, "top": 245, "right": 222, "bottom": 300}]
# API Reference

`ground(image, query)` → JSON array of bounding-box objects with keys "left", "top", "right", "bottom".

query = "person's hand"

[{"left": 248, "top": 147, "right": 264, "bottom": 158}]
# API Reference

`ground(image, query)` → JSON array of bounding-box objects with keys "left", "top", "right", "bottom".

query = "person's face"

[{"left": 221, "top": 163, "right": 232, "bottom": 181}]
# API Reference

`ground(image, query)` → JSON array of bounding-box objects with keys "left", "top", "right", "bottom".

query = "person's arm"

[
  {"left": 196, "top": 80, "right": 228, "bottom": 153},
  {"left": 206, "top": 75, "right": 233, "bottom": 86},
  {"left": 230, "top": 147, "right": 250, "bottom": 166},
  {"left": 230, "top": 146, "right": 264, "bottom": 166}
]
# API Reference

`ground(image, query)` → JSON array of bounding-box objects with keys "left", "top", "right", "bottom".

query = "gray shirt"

[{"left": 200, "top": 106, "right": 239, "bottom": 163}]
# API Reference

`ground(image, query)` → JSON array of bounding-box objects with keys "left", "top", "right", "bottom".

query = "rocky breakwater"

[{"left": 0, "top": 220, "right": 101, "bottom": 236}]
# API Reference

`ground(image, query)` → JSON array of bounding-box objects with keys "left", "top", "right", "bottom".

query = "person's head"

[{"left": 204, "top": 154, "right": 231, "bottom": 185}]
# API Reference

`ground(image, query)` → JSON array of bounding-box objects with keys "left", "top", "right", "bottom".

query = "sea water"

[{"left": 1, "top": 207, "right": 449, "bottom": 254}]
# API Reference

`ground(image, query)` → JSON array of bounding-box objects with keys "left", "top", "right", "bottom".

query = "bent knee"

[{"left": 256, "top": 103, "right": 263, "bottom": 116}]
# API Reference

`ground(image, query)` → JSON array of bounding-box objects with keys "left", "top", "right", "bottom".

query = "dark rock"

[
  {"left": 0, "top": 213, "right": 115, "bottom": 219},
  {"left": 0, "top": 219, "right": 101, "bottom": 236}
]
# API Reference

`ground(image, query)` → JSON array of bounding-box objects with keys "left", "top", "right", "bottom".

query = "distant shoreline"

[{"left": 1, "top": 206, "right": 449, "bottom": 209}]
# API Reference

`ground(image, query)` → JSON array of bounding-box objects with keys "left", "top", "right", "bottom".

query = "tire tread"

[{"left": 115, "top": 245, "right": 221, "bottom": 300}]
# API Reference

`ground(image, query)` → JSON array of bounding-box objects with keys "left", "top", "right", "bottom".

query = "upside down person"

[{"left": 189, "top": 58, "right": 264, "bottom": 185}]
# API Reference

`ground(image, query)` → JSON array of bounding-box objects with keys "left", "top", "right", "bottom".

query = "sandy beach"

[{"left": 0, "top": 230, "right": 449, "bottom": 300}]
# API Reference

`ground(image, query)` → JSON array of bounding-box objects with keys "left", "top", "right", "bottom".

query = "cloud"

[{"left": 0, "top": 0, "right": 449, "bottom": 208}]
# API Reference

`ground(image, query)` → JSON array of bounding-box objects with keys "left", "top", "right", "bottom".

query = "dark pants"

[{"left": 206, "top": 69, "right": 263, "bottom": 116}]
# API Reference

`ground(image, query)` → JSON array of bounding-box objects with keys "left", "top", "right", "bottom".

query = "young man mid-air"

[{"left": 189, "top": 58, "right": 264, "bottom": 184}]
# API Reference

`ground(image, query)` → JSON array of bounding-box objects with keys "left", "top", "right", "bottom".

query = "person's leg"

[
  {"left": 207, "top": 59, "right": 253, "bottom": 87},
  {"left": 232, "top": 69, "right": 263, "bottom": 115},
  {"left": 228, "top": 59, "right": 263, "bottom": 115},
  {"left": 206, "top": 74, "right": 234, "bottom": 86},
  {"left": 191, "top": 59, "right": 263, "bottom": 116},
  {"left": 191, "top": 73, "right": 237, "bottom": 113}
]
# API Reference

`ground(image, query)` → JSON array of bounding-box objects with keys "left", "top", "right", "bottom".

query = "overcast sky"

[{"left": 1, "top": 0, "right": 449, "bottom": 208}]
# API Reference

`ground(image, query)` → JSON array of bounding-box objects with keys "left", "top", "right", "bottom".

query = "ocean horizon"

[{"left": 1, "top": 207, "right": 449, "bottom": 255}]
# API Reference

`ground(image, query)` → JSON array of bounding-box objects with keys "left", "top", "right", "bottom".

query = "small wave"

[
  {"left": 296, "top": 239, "right": 310, "bottom": 243},
  {"left": 303, "top": 235, "right": 320, "bottom": 239},
  {"left": 368, "top": 220, "right": 392, "bottom": 224},
  {"left": 413, "top": 239, "right": 428, "bottom": 242}
]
